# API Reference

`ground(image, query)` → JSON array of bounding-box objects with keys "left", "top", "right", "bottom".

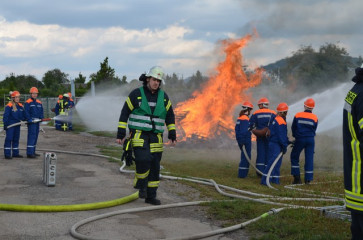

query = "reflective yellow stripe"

[
  {"left": 126, "top": 97, "right": 134, "bottom": 111},
  {"left": 345, "top": 190, "right": 363, "bottom": 211},
  {"left": 132, "top": 130, "right": 144, "bottom": 147},
  {"left": 348, "top": 112, "right": 362, "bottom": 193},
  {"left": 148, "top": 181, "right": 160, "bottom": 188},
  {"left": 118, "top": 121, "right": 127, "bottom": 129},
  {"left": 166, "top": 100, "right": 172, "bottom": 111},
  {"left": 359, "top": 118, "right": 363, "bottom": 129},
  {"left": 150, "top": 133, "right": 163, "bottom": 153},
  {"left": 136, "top": 170, "right": 150, "bottom": 179},
  {"left": 167, "top": 124, "right": 176, "bottom": 131}
]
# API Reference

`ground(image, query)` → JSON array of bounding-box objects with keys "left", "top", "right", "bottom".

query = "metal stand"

[{"left": 43, "top": 152, "right": 57, "bottom": 186}]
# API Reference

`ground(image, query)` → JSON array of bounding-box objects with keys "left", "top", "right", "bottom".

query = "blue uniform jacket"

[
  {"left": 235, "top": 115, "right": 251, "bottom": 143},
  {"left": 291, "top": 110, "right": 318, "bottom": 138},
  {"left": 268, "top": 115, "right": 288, "bottom": 153},
  {"left": 24, "top": 98, "right": 44, "bottom": 120},
  {"left": 3, "top": 102, "right": 25, "bottom": 128},
  {"left": 249, "top": 108, "right": 276, "bottom": 130}
]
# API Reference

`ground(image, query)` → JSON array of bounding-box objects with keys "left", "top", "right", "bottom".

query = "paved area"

[{"left": 0, "top": 126, "right": 247, "bottom": 239}]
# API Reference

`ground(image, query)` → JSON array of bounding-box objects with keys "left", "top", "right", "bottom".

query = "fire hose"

[
  {"left": 0, "top": 146, "right": 344, "bottom": 239},
  {"left": 242, "top": 145, "right": 263, "bottom": 176},
  {"left": 1, "top": 118, "right": 54, "bottom": 132}
]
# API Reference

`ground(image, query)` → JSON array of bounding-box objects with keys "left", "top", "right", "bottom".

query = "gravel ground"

[{"left": 0, "top": 125, "right": 249, "bottom": 240}]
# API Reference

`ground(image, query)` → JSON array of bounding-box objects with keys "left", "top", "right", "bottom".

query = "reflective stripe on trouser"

[
  {"left": 256, "top": 137, "right": 269, "bottom": 173},
  {"left": 4, "top": 126, "right": 21, "bottom": 157},
  {"left": 238, "top": 142, "right": 251, "bottom": 178},
  {"left": 261, "top": 142, "right": 283, "bottom": 185},
  {"left": 27, "top": 123, "right": 40, "bottom": 155},
  {"left": 290, "top": 137, "right": 315, "bottom": 181},
  {"left": 132, "top": 130, "right": 163, "bottom": 199}
]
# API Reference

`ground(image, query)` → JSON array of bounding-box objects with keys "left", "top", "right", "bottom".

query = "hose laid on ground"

[
  {"left": 0, "top": 192, "right": 138, "bottom": 212},
  {"left": 242, "top": 145, "right": 263, "bottom": 176},
  {"left": 0, "top": 147, "right": 139, "bottom": 212},
  {"left": 265, "top": 152, "right": 283, "bottom": 190}
]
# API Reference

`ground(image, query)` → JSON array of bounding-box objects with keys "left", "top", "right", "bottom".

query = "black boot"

[
  {"left": 145, "top": 198, "right": 161, "bottom": 205},
  {"left": 292, "top": 175, "right": 302, "bottom": 184}
]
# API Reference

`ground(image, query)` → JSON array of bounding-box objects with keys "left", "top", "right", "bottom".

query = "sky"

[{"left": 0, "top": 0, "right": 362, "bottom": 82}]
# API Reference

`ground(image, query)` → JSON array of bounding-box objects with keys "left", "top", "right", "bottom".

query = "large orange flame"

[{"left": 175, "top": 33, "right": 264, "bottom": 141}]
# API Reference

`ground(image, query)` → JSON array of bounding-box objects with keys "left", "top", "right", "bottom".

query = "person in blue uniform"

[
  {"left": 116, "top": 66, "right": 176, "bottom": 205},
  {"left": 261, "top": 102, "right": 289, "bottom": 185},
  {"left": 235, "top": 101, "right": 253, "bottom": 178},
  {"left": 343, "top": 64, "right": 363, "bottom": 239},
  {"left": 249, "top": 97, "right": 276, "bottom": 177},
  {"left": 290, "top": 98, "right": 318, "bottom": 184},
  {"left": 3, "top": 91, "right": 25, "bottom": 159},
  {"left": 24, "top": 87, "right": 44, "bottom": 158},
  {"left": 67, "top": 92, "right": 74, "bottom": 130}
]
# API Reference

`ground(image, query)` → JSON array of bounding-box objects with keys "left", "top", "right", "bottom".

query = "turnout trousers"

[
  {"left": 237, "top": 141, "right": 251, "bottom": 178},
  {"left": 351, "top": 211, "right": 363, "bottom": 240},
  {"left": 131, "top": 130, "right": 163, "bottom": 199},
  {"left": 256, "top": 137, "right": 269, "bottom": 175},
  {"left": 27, "top": 122, "right": 40, "bottom": 156},
  {"left": 290, "top": 137, "right": 315, "bottom": 181},
  {"left": 4, "top": 125, "right": 21, "bottom": 157}
]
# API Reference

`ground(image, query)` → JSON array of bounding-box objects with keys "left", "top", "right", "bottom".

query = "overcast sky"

[{"left": 0, "top": 0, "right": 361, "bottom": 82}]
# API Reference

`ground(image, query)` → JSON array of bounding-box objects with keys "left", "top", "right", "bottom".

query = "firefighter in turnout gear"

[
  {"left": 3, "top": 91, "right": 25, "bottom": 159},
  {"left": 235, "top": 101, "right": 253, "bottom": 178},
  {"left": 249, "top": 97, "right": 276, "bottom": 177},
  {"left": 54, "top": 93, "right": 70, "bottom": 131},
  {"left": 116, "top": 66, "right": 176, "bottom": 205},
  {"left": 24, "top": 87, "right": 44, "bottom": 158},
  {"left": 343, "top": 64, "right": 363, "bottom": 239},
  {"left": 290, "top": 98, "right": 318, "bottom": 184},
  {"left": 261, "top": 102, "right": 289, "bottom": 185}
]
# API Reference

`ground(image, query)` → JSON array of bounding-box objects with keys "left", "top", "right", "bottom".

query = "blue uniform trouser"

[
  {"left": 256, "top": 137, "right": 269, "bottom": 174},
  {"left": 237, "top": 141, "right": 251, "bottom": 178},
  {"left": 55, "top": 119, "right": 62, "bottom": 130},
  {"left": 261, "top": 142, "right": 283, "bottom": 185},
  {"left": 27, "top": 123, "right": 40, "bottom": 156},
  {"left": 4, "top": 126, "right": 21, "bottom": 157},
  {"left": 290, "top": 137, "right": 315, "bottom": 181}
]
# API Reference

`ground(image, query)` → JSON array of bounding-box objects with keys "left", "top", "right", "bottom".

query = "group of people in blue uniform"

[
  {"left": 235, "top": 97, "right": 318, "bottom": 185},
  {"left": 3, "top": 87, "right": 44, "bottom": 159}
]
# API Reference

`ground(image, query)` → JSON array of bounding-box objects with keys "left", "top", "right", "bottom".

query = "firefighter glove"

[
  {"left": 117, "top": 128, "right": 126, "bottom": 140},
  {"left": 168, "top": 129, "right": 176, "bottom": 142},
  {"left": 121, "top": 138, "right": 134, "bottom": 166},
  {"left": 288, "top": 139, "right": 295, "bottom": 148}
]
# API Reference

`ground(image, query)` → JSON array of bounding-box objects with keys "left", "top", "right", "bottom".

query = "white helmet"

[
  {"left": 63, "top": 93, "right": 69, "bottom": 98},
  {"left": 145, "top": 66, "right": 165, "bottom": 82}
]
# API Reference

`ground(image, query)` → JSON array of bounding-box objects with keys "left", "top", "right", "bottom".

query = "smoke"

[
  {"left": 75, "top": 87, "right": 128, "bottom": 131},
  {"left": 286, "top": 82, "right": 353, "bottom": 135}
]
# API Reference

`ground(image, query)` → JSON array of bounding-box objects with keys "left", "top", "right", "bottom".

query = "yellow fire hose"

[{"left": 0, "top": 191, "right": 139, "bottom": 212}]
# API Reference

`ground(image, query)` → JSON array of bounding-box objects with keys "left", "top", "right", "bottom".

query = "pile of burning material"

[{"left": 174, "top": 32, "right": 263, "bottom": 147}]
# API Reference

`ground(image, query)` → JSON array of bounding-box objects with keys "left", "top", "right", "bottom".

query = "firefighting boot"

[
  {"left": 145, "top": 198, "right": 161, "bottom": 205},
  {"left": 292, "top": 175, "right": 302, "bottom": 184}
]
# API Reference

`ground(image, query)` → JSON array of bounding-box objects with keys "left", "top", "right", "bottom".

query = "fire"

[{"left": 175, "top": 33, "right": 264, "bottom": 141}]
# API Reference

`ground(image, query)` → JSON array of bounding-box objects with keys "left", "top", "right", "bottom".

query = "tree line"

[{"left": 1, "top": 42, "right": 360, "bottom": 107}]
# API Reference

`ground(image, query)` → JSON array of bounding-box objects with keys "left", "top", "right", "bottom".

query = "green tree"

[
  {"left": 0, "top": 73, "right": 43, "bottom": 93},
  {"left": 121, "top": 75, "right": 127, "bottom": 85},
  {"left": 42, "top": 69, "right": 69, "bottom": 89},
  {"left": 74, "top": 73, "right": 86, "bottom": 84},
  {"left": 280, "top": 43, "right": 351, "bottom": 91},
  {"left": 89, "top": 57, "right": 121, "bottom": 86}
]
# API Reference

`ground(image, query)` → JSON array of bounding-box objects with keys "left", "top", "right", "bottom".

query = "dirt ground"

[{"left": 0, "top": 125, "right": 249, "bottom": 240}]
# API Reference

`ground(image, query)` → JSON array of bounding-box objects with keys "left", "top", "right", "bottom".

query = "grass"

[{"left": 93, "top": 134, "right": 351, "bottom": 239}]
